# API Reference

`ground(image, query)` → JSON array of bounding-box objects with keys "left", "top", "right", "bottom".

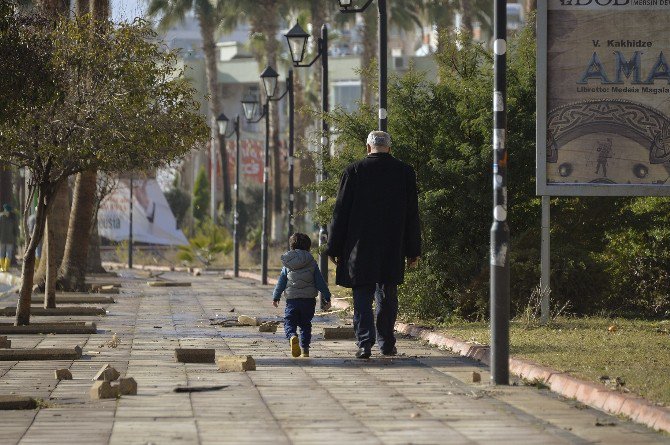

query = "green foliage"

[
  {"left": 192, "top": 167, "right": 210, "bottom": 223},
  {"left": 0, "top": 11, "right": 208, "bottom": 186},
  {"left": 316, "top": 20, "right": 670, "bottom": 321},
  {"left": 0, "top": 1, "right": 57, "bottom": 124},
  {"left": 177, "top": 220, "right": 232, "bottom": 267},
  {"left": 165, "top": 187, "right": 191, "bottom": 229}
]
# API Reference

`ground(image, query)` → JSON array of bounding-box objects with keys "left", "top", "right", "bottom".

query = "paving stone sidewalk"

[{"left": 0, "top": 271, "right": 668, "bottom": 445}]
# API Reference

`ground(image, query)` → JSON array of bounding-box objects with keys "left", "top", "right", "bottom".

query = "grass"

[{"left": 430, "top": 317, "right": 670, "bottom": 406}]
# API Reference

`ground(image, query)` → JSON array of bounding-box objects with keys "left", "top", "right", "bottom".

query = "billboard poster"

[
  {"left": 537, "top": 0, "right": 670, "bottom": 196},
  {"left": 98, "top": 179, "right": 188, "bottom": 246},
  {"left": 226, "top": 139, "right": 264, "bottom": 184}
]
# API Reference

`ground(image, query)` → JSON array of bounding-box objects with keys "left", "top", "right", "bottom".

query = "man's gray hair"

[{"left": 366, "top": 131, "right": 392, "bottom": 148}]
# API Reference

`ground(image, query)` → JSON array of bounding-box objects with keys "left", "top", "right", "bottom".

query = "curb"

[{"left": 395, "top": 322, "right": 670, "bottom": 435}]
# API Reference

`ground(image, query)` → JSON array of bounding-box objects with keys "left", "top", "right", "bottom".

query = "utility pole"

[
  {"left": 490, "top": 0, "right": 510, "bottom": 386},
  {"left": 128, "top": 176, "right": 133, "bottom": 270}
]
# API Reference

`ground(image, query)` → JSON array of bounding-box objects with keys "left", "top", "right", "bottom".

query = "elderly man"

[{"left": 326, "top": 131, "right": 421, "bottom": 359}]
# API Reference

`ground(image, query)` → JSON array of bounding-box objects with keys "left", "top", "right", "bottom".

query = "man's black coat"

[{"left": 326, "top": 152, "right": 421, "bottom": 288}]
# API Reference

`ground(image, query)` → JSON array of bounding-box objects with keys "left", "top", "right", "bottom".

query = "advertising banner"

[
  {"left": 98, "top": 179, "right": 188, "bottom": 246},
  {"left": 537, "top": 0, "right": 670, "bottom": 196}
]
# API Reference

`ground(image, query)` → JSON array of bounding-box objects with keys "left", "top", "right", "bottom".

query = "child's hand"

[{"left": 273, "top": 300, "right": 279, "bottom": 308}]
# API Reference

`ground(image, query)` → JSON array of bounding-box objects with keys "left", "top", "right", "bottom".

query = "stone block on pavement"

[
  {"left": 175, "top": 348, "right": 215, "bottom": 363},
  {"left": 90, "top": 381, "right": 119, "bottom": 400},
  {"left": 217, "top": 355, "right": 256, "bottom": 372},
  {"left": 237, "top": 315, "right": 259, "bottom": 326},
  {"left": 258, "top": 322, "right": 277, "bottom": 333},
  {"left": 0, "top": 395, "right": 37, "bottom": 410},
  {"left": 323, "top": 326, "right": 356, "bottom": 340},
  {"left": 116, "top": 377, "right": 137, "bottom": 395},
  {"left": 55, "top": 369, "right": 73, "bottom": 380},
  {"left": 93, "top": 364, "right": 121, "bottom": 381},
  {"left": 0, "top": 336, "right": 10, "bottom": 348},
  {"left": 472, "top": 371, "right": 481, "bottom": 383},
  {"left": 0, "top": 346, "right": 82, "bottom": 361}
]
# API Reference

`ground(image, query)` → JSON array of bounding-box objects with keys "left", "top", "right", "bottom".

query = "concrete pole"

[{"left": 540, "top": 195, "right": 551, "bottom": 325}]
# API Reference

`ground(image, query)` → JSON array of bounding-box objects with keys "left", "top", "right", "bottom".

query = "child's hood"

[{"left": 281, "top": 249, "right": 315, "bottom": 271}]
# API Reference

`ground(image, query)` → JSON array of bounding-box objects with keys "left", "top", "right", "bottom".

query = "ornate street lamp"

[
  {"left": 284, "top": 22, "right": 331, "bottom": 283},
  {"left": 260, "top": 66, "right": 279, "bottom": 99},
  {"left": 241, "top": 95, "right": 258, "bottom": 121},
  {"left": 241, "top": 67, "right": 289, "bottom": 285},
  {"left": 285, "top": 22, "right": 310, "bottom": 65},
  {"left": 217, "top": 112, "right": 242, "bottom": 277}
]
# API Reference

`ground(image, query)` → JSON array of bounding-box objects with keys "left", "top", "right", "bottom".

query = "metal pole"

[
  {"left": 288, "top": 69, "right": 295, "bottom": 247},
  {"left": 540, "top": 195, "right": 551, "bottom": 325},
  {"left": 490, "top": 0, "right": 509, "bottom": 386},
  {"left": 128, "top": 176, "right": 133, "bottom": 270},
  {"left": 378, "top": 0, "right": 388, "bottom": 132},
  {"left": 210, "top": 137, "right": 217, "bottom": 224},
  {"left": 233, "top": 116, "right": 240, "bottom": 278},
  {"left": 319, "top": 25, "right": 330, "bottom": 282},
  {"left": 261, "top": 102, "right": 269, "bottom": 285}
]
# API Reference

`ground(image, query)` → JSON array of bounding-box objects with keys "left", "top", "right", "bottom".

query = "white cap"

[{"left": 366, "top": 131, "right": 392, "bottom": 148}]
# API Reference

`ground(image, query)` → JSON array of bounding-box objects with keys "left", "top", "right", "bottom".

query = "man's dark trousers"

[
  {"left": 284, "top": 298, "right": 316, "bottom": 350},
  {"left": 352, "top": 284, "right": 398, "bottom": 353}
]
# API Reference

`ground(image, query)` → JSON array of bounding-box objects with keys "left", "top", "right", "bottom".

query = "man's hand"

[
  {"left": 407, "top": 257, "right": 420, "bottom": 268},
  {"left": 329, "top": 256, "right": 339, "bottom": 265},
  {"left": 272, "top": 300, "right": 279, "bottom": 308}
]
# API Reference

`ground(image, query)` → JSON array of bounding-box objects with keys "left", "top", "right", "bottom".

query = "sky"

[{"left": 111, "top": 0, "right": 146, "bottom": 22}]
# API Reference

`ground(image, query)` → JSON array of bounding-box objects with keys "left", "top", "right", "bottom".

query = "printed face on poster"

[{"left": 537, "top": 0, "right": 670, "bottom": 196}]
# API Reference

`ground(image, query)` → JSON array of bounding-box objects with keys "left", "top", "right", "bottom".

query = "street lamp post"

[
  {"left": 490, "top": 0, "right": 510, "bottom": 386},
  {"left": 217, "top": 113, "right": 241, "bottom": 277},
  {"left": 287, "top": 70, "right": 295, "bottom": 246},
  {"left": 338, "top": 0, "right": 387, "bottom": 132},
  {"left": 285, "top": 22, "right": 330, "bottom": 282},
  {"left": 241, "top": 67, "right": 289, "bottom": 285},
  {"left": 128, "top": 175, "right": 133, "bottom": 270}
]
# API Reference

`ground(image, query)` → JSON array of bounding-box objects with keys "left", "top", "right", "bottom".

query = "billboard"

[
  {"left": 98, "top": 179, "right": 188, "bottom": 246},
  {"left": 537, "top": 0, "right": 670, "bottom": 196}
]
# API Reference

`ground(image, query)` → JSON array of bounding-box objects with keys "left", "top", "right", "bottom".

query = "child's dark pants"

[{"left": 284, "top": 298, "right": 316, "bottom": 350}]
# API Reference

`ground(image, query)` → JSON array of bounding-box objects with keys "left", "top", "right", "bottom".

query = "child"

[{"left": 272, "top": 233, "right": 331, "bottom": 358}]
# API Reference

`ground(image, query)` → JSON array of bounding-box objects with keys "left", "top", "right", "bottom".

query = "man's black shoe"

[
  {"left": 381, "top": 346, "right": 397, "bottom": 356},
  {"left": 355, "top": 346, "right": 372, "bottom": 359}
]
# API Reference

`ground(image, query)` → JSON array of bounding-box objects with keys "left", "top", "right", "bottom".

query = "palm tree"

[
  {"left": 147, "top": 0, "right": 232, "bottom": 218},
  {"left": 57, "top": 0, "right": 107, "bottom": 293}
]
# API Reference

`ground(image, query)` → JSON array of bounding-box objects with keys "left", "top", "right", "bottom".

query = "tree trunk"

[
  {"left": 87, "top": 217, "right": 106, "bottom": 273},
  {"left": 526, "top": 0, "right": 537, "bottom": 13},
  {"left": 267, "top": 34, "right": 283, "bottom": 243},
  {"left": 361, "top": 9, "right": 378, "bottom": 106},
  {"left": 39, "top": 0, "right": 69, "bottom": 16},
  {"left": 458, "top": 0, "right": 474, "bottom": 32},
  {"left": 0, "top": 165, "right": 11, "bottom": 206},
  {"left": 15, "top": 185, "right": 50, "bottom": 326},
  {"left": 198, "top": 14, "right": 232, "bottom": 220},
  {"left": 57, "top": 171, "right": 97, "bottom": 291},
  {"left": 44, "top": 215, "right": 57, "bottom": 308},
  {"left": 60, "top": 0, "right": 107, "bottom": 280},
  {"left": 34, "top": 181, "right": 69, "bottom": 290},
  {"left": 75, "top": 0, "right": 88, "bottom": 14},
  {"left": 90, "top": 0, "right": 108, "bottom": 19}
]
